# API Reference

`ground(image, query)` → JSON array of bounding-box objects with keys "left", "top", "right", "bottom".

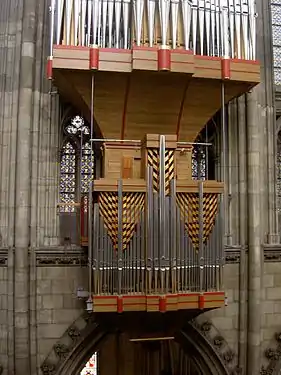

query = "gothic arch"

[
  {"left": 59, "top": 103, "right": 103, "bottom": 142},
  {"left": 40, "top": 314, "right": 236, "bottom": 375}
]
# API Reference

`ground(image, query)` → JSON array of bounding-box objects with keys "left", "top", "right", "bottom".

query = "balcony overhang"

[
  {"left": 49, "top": 45, "right": 260, "bottom": 141},
  {"left": 50, "top": 45, "right": 260, "bottom": 82},
  {"left": 92, "top": 292, "right": 225, "bottom": 313}
]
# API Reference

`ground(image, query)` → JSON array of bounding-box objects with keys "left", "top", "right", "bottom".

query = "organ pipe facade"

[{"left": 47, "top": 0, "right": 260, "bottom": 313}]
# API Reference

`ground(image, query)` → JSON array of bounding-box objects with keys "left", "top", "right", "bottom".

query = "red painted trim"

[
  {"left": 158, "top": 48, "right": 171, "bottom": 71},
  {"left": 117, "top": 296, "right": 124, "bottom": 313},
  {"left": 221, "top": 57, "right": 231, "bottom": 80},
  {"left": 89, "top": 46, "right": 99, "bottom": 70},
  {"left": 176, "top": 80, "right": 190, "bottom": 140},
  {"left": 198, "top": 294, "right": 205, "bottom": 310},
  {"left": 159, "top": 296, "right": 167, "bottom": 312},
  {"left": 46, "top": 57, "right": 53, "bottom": 80},
  {"left": 121, "top": 76, "right": 131, "bottom": 139}
]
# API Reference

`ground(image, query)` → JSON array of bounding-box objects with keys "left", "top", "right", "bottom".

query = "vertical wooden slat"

[{"left": 122, "top": 156, "right": 133, "bottom": 179}]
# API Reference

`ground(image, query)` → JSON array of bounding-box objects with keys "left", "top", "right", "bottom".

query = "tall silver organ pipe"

[{"left": 50, "top": 0, "right": 256, "bottom": 60}]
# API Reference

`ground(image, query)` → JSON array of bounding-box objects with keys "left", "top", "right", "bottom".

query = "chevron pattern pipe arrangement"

[{"left": 50, "top": 0, "right": 256, "bottom": 59}]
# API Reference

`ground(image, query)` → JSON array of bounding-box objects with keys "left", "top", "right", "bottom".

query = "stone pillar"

[
  {"left": 228, "top": 99, "right": 240, "bottom": 245},
  {"left": 246, "top": 90, "right": 262, "bottom": 375},
  {"left": 14, "top": 0, "right": 37, "bottom": 372},
  {"left": 256, "top": 0, "right": 278, "bottom": 241},
  {"left": 238, "top": 95, "right": 248, "bottom": 372}
]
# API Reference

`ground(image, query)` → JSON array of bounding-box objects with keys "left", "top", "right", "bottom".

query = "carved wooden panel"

[
  {"left": 176, "top": 192, "right": 219, "bottom": 248},
  {"left": 98, "top": 192, "right": 145, "bottom": 251}
]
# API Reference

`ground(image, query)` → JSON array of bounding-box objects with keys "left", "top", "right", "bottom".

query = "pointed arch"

[
  {"left": 40, "top": 315, "right": 232, "bottom": 375},
  {"left": 59, "top": 114, "right": 94, "bottom": 213},
  {"left": 192, "top": 113, "right": 219, "bottom": 181}
]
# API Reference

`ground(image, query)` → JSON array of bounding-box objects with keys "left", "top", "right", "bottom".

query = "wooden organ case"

[
  {"left": 81, "top": 134, "right": 225, "bottom": 313},
  {"left": 47, "top": 0, "right": 261, "bottom": 315}
]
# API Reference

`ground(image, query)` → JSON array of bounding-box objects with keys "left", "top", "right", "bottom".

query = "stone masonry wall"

[
  {"left": 36, "top": 266, "right": 88, "bottom": 372},
  {"left": 261, "top": 261, "right": 281, "bottom": 367},
  {"left": 0, "top": 265, "right": 8, "bottom": 374},
  {"left": 34, "top": 263, "right": 241, "bottom": 371},
  {"left": 202, "top": 263, "right": 240, "bottom": 354}
]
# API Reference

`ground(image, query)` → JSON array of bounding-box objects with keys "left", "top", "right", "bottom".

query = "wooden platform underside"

[
  {"left": 52, "top": 47, "right": 260, "bottom": 141},
  {"left": 92, "top": 292, "right": 225, "bottom": 313}
]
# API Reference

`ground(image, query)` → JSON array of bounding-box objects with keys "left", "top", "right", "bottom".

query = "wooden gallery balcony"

[
  {"left": 80, "top": 135, "right": 225, "bottom": 313},
  {"left": 48, "top": 0, "right": 260, "bottom": 145}
]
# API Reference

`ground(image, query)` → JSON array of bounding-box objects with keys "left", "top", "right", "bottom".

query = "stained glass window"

[
  {"left": 192, "top": 146, "right": 206, "bottom": 180},
  {"left": 81, "top": 352, "right": 98, "bottom": 375},
  {"left": 59, "top": 115, "right": 94, "bottom": 213},
  {"left": 81, "top": 142, "right": 94, "bottom": 193},
  {"left": 65, "top": 115, "right": 90, "bottom": 136},
  {"left": 277, "top": 134, "right": 281, "bottom": 213},
  {"left": 271, "top": 2, "right": 281, "bottom": 84},
  {"left": 60, "top": 142, "right": 76, "bottom": 212}
]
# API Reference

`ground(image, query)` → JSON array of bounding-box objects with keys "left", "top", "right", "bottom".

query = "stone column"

[
  {"left": 256, "top": 0, "right": 278, "bottom": 241},
  {"left": 14, "top": 0, "right": 36, "bottom": 373},
  {"left": 228, "top": 99, "right": 240, "bottom": 244},
  {"left": 246, "top": 90, "right": 262, "bottom": 375},
  {"left": 238, "top": 95, "right": 248, "bottom": 372}
]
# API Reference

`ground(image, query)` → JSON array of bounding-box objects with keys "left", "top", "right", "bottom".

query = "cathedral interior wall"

[{"left": 36, "top": 266, "right": 87, "bottom": 367}]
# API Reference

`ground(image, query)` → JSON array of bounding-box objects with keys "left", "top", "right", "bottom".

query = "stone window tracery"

[
  {"left": 59, "top": 115, "right": 94, "bottom": 212},
  {"left": 271, "top": 2, "right": 281, "bottom": 84},
  {"left": 192, "top": 146, "right": 206, "bottom": 180},
  {"left": 277, "top": 132, "right": 281, "bottom": 214},
  {"left": 60, "top": 141, "right": 77, "bottom": 212}
]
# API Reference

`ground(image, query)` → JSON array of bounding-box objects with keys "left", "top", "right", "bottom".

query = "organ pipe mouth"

[{"left": 129, "top": 336, "right": 175, "bottom": 342}]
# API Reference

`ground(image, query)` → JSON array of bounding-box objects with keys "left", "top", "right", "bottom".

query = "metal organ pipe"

[
  {"left": 49, "top": 0, "right": 55, "bottom": 57},
  {"left": 88, "top": 73, "right": 95, "bottom": 303},
  {"left": 50, "top": 0, "right": 256, "bottom": 60}
]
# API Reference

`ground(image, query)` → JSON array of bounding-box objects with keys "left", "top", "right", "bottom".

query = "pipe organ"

[
  {"left": 81, "top": 135, "right": 225, "bottom": 313},
  {"left": 48, "top": 0, "right": 260, "bottom": 315},
  {"left": 50, "top": 0, "right": 256, "bottom": 59}
]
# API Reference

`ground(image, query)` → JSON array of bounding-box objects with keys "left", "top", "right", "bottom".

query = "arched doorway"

[
  {"left": 78, "top": 334, "right": 225, "bottom": 375},
  {"left": 46, "top": 319, "right": 229, "bottom": 375}
]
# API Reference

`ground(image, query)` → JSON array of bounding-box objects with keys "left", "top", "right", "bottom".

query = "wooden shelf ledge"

[
  {"left": 92, "top": 291, "right": 225, "bottom": 313},
  {"left": 93, "top": 179, "right": 224, "bottom": 194},
  {"left": 51, "top": 45, "right": 260, "bottom": 84}
]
